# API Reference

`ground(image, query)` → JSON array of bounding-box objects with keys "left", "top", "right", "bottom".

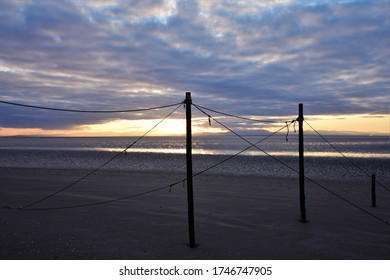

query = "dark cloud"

[{"left": 0, "top": 0, "right": 388, "bottom": 131}]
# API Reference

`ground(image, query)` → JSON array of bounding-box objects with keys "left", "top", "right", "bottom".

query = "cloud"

[{"left": 0, "top": 0, "right": 388, "bottom": 132}]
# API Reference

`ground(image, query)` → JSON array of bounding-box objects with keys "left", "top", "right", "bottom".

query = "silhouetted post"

[
  {"left": 371, "top": 174, "right": 376, "bottom": 207},
  {"left": 298, "top": 103, "right": 307, "bottom": 223},
  {"left": 185, "top": 92, "right": 196, "bottom": 248}
]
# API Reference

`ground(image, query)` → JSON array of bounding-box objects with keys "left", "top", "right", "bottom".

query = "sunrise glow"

[{"left": 0, "top": 0, "right": 388, "bottom": 137}]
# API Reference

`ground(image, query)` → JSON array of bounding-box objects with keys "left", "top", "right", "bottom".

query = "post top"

[{"left": 185, "top": 92, "right": 192, "bottom": 102}]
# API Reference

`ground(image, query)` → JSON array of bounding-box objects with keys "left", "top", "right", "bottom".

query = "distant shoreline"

[{"left": 1, "top": 133, "right": 390, "bottom": 138}]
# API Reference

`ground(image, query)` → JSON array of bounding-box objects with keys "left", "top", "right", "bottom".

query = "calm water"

[{"left": 0, "top": 135, "right": 389, "bottom": 180}]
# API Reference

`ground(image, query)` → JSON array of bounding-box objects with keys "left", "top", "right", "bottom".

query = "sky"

[{"left": 0, "top": 0, "right": 389, "bottom": 136}]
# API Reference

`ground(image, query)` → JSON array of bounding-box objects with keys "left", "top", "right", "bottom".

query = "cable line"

[
  {"left": 305, "top": 120, "right": 390, "bottom": 193},
  {"left": 193, "top": 103, "right": 285, "bottom": 123},
  {"left": 0, "top": 100, "right": 183, "bottom": 113},
  {"left": 20, "top": 103, "right": 183, "bottom": 210},
  {"left": 195, "top": 104, "right": 390, "bottom": 227}
]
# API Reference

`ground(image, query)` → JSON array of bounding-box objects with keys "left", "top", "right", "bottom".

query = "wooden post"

[
  {"left": 371, "top": 174, "right": 376, "bottom": 207},
  {"left": 298, "top": 103, "right": 307, "bottom": 223},
  {"left": 185, "top": 92, "right": 196, "bottom": 248}
]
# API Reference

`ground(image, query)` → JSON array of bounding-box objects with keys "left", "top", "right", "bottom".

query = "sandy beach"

[{"left": 1, "top": 167, "right": 389, "bottom": 260}]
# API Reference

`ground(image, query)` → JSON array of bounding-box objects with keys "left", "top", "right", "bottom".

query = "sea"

[{"left": 0, "top": 135, "right": 389, "bottom": 181}]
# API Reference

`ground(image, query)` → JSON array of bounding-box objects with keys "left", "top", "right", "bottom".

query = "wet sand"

[{"left": 1, "top": 167, "right": 389, "bottom": 260}]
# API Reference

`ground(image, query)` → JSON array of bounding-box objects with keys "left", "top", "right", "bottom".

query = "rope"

[
  {"left": 15, "top": 179, "right": 186, "bottom": 211},
  {"left": 195, "top": 105, "right": 390, "bottom": 228},
  {"left": 20, "top": 103, "right": 183, "bottom": 209},
  {"left": 305, "top": 176, "right": 390, "bottom": 227},
  {"left": 3, "top": 102, "right": 389, "bottom": 227},
  {"left": 194, "top": 104, "right": 299, "bottom": 175},
  {"left": 193, "top": 123, "right": 293, "bottom": 177},
  {"left": 0, "top": 100, "right": 183, "bottom": 113},
  {"left": 305, "top": 120, "right": 390, "bottom": 193},
  {"left": 192, "top": 103, "right": 285, "bottom": 123},
  {"left": 7, "top": 123, "right": 290, "bottom": 211}
]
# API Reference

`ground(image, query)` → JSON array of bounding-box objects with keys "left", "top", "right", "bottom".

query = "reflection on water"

[
  {"left": 0, "top": 135, "right": 389, "bottom": 159},
  {"left": 0, "top": 136, "right": 389, "bottom": 180},
  {"left": 84, "top": 147, "right": 390, "bottom": 159}
]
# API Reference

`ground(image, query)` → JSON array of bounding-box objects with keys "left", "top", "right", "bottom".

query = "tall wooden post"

[
  {"left": 371, "top": 174, "right": 376, "bottom": 207},
  {"left": 298, "top": 103, "right": 307, "bottom": 223},
  {"left": 185, "top": 92, "right": 196, "bottom": 248}
]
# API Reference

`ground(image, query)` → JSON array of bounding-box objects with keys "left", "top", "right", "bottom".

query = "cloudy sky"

[{"left": 0, "top": 0, "right": 389, "bottom": 136}]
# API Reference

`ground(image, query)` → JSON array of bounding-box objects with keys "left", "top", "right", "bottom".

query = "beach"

[{"left": 1, "top": 167, "right": 389, "bottom": 260}]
